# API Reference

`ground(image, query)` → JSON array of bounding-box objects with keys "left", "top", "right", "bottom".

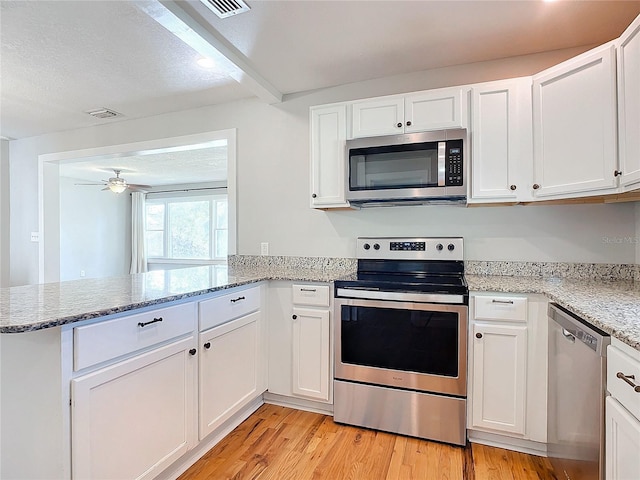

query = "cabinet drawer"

[
  {"left": 199, "top": 285, "right": 261, "bottom": 332},
  {"left": 74, "top": 303, "right": 195, "bottom": 371},
  {"left": 474, "top": 296, "right": 528, "bottom": 322},
  {"left": 608, "top": 345, "right": 640, "bottom": 420},
  {"left": 292, "top": 284, "right": 330, "bottom": 307}
]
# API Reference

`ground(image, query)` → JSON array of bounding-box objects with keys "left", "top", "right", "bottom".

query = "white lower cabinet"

[
  {"left": 606, "top": 396, "right": 640, "bottom": 480},
  {"left": 606, "top": 338, "right": 640, "bottom": 480},
  {"left": 468, "top": 293, "right": 548, "bottom": 450},
  {"left": 72, "top": 337, "right": 197, "bottom": 480},
  {"left": 199, "top": 311, "right": 261, "bottom": 439},
  {"left": 292, "top": 307, "right": 330, "bottom": 401},
  {"left": 267, "top": 281, "right": 332, "bottom": 405},
  {"left": 471, "top": 322, "right": 527, "bottom": 435}
]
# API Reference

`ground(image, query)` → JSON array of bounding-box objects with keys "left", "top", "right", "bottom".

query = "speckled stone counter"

[
  {"left": 467, "top": 275, "right": 640, "bottom": 351},
  {"left": 0, "top": 263, "right": 353, "bottom": 333}
]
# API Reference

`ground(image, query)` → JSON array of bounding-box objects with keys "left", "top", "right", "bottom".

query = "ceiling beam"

[{"left": 140, "top": 0, "right": 282, "bottom": 104}]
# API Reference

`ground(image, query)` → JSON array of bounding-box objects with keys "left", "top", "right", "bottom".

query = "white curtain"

[{"left": 130, "top": 192, "right": 147, "bottom": 274}]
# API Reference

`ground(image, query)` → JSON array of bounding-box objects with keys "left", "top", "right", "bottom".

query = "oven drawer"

[
  {"left": 474, "top": 295, "right": 528, "bottom": 322},
  {"left": 292, "top": 284, "right": 330, "bottom": 307}
]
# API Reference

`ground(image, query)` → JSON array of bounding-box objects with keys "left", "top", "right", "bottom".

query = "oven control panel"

[
  {"left": 390, "top": 241, "right": 425, "bottom": 251},
  {"left": 357, "top": 237, "right": 463, "bottom": 261}
]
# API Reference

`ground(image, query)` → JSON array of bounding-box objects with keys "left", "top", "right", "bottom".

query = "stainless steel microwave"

[{"left": 345, "top": 128, "right": 467, "bottom": 206}]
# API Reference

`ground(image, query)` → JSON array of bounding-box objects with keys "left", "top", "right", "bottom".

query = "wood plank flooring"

[{"left": 179, "top": 404, "right": 558, "bottom": 480}]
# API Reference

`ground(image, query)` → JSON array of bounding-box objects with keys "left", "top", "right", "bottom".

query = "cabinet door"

[
  {"left": 292, "top": 307, "right": 330, "bottom": 401},
  {"left": 471, "top": 323, "right": 527, "bottom": 435},
  {"left": 532, "top": 43, "right": 618, "bottom": 198},
  {"left": 405, "top": 88, "right": 465, "bottom": 133},
  {"left": 310, "top": 104, "right": 349, "bottom": 208},
  {"left": 72, "top": 337, "right": 197, "bottom": 480},
  {"left": 470, "top": 78, "right": 533, "bottom": 203},
  {"left": 606, "top": 396, "right": 640, "bottom": 480},
  {"left": 351, "top": 97, "right": 404, "bottom": 138},
  {"left": 617, "top": 14, "right": 640, "bottom": 190},
  {"left": 199, "top": 311, "right": 260, "bottom": 439}
]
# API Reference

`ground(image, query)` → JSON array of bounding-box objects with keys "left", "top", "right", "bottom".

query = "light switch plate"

[
  {"left": 260, "top": 242, "right": 269, "bottom": 256},
  {"left": 30, "top": 232, "right": 40, "bottom": 242}
]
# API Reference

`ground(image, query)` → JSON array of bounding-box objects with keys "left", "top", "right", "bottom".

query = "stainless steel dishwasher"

[{"left": 547, "top": 303, "right": 610, "bottom": 480}]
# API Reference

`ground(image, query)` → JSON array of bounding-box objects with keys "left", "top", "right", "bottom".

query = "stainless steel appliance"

[
  {"left": 548, "top": 303, "right": 610, "bottom": 480},
  {"left": 333, "top": 237, "right": 468, "bottom": 446},
  {"left": 345, "top": 129, "right": 467, "bottom": 207}
]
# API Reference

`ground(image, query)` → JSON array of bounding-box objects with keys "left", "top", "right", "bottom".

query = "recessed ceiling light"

[{"left": 197, "top": 57, "right": 216, "bottom": 69}]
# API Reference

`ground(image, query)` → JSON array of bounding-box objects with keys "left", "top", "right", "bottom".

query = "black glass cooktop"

[{"left": 335, "top": 259, "right": 468, "bottom": 296}]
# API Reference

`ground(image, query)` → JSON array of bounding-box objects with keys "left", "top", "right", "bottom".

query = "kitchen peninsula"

[{"left": 1, "top": 259, "right": 640, "bottom": 480}]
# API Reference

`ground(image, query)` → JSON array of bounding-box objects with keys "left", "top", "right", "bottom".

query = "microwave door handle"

[{"left": 438, "top": 141, "right": 446, "bottom": 186}]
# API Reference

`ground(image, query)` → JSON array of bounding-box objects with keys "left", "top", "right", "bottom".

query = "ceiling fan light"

[{"left": 109, "top": 183, "right": 127, "bottom": 194}]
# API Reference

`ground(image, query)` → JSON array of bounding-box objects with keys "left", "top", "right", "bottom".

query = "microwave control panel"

[{"left": 445, "top": 140, "right": 463, "bottom": 186}]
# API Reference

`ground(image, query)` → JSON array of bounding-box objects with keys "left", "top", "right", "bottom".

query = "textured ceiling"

[
  {"left": 2, "top": 0, "right": 640, "bottom": 152},
  {"left": 3, "top": 0, "right": 640, "bottom": 141},
  {"left": 59, "top": 144, "right": 228, "bottom": 187}
]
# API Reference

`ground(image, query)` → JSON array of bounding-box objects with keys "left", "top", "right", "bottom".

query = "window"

[{"left": 145, "top": 194, "right": 228, "bottom": 261}]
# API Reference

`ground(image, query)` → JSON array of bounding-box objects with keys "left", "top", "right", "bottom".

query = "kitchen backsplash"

[
  {"left": 229, "top": 255, "right": 637, "bottom": 281},
  {"left": 228, "top": 255, "right": 357, "bottom": 272}
]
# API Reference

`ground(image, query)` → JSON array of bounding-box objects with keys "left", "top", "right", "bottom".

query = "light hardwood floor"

[{"left": 179, "top": 404, "right": 558, "bottom": 480}]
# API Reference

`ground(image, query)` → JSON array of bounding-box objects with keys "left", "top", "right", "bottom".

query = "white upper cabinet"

[
  {"left": 532, "top": 43, "right": 618, "bottom": 198},
  {"left": 469, "top": 77, "right": 533, "bottom": 203},
  {"left": 350, "top": 87, "right": 466, "bottom": 138},
  {"left": 404, "top": 88, "right": 465, "bottom": 132},
  {"left": 617, "top": 13, "right": 640, "bottom": 191},
  {"left": 310, "top": 104, "right": 349, "bottom": 208},
  {"left": 350, "top": 96, "right": 404, "bottom": 138}
]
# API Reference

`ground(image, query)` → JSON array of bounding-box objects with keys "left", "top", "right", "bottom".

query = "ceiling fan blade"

[
  {"left": 128, "top": 183, "right": 152, "bottom": 189},
  {"left": 101, "top": 187, "right": 111, "bottom": 191},
  {"left": 74, "top": 182, "right": 105, "bottom": 186}
]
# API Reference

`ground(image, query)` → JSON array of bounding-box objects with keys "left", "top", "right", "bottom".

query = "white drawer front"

[
  {"left": 473, "top": 295, "right": 528, "bottom": 322},
  {"left": 199, "top": 285, "right": 261, "bottom": 332},
  {"left": 608, "top": 345, "right": 640, "bottom": 420},
  {"left": 292, "top": 284, "right": 330, "bottom": 307},
  {"left": 74, "top": 303, "right": 195, "bottom": 371}
]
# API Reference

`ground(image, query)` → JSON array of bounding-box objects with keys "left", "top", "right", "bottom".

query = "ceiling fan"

[{"left": 75, "top": 169, "right": 152, "bottom": 194}]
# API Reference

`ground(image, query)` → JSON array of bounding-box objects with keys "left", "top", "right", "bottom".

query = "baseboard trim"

[
  {"left": 263, "top": 392, "right": 333, "bottom": 416},
  {"left": 468, "top": 429, "right": 548, "bottom": 457}
]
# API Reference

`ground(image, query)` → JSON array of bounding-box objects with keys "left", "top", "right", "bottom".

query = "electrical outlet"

[
  {"left": 30, "top": 232, "right": 40, "bottom": 242},
  {"left": 80, "top": 270, "right": 86, "bottom": 277},
  {"left": 260, "top": 242, "right": 269, "bottom": 256}
]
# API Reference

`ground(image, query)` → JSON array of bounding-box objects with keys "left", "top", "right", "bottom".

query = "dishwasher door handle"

[{"left": 561, "top": 328, "right": 576, "bottom": 342}]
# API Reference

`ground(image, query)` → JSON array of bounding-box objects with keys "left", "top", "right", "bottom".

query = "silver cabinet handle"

[
  {"left": 491, "top": 299, "right": 514, "bottom": 304},
  {"left": 616, "top": 372, "right": 640, "bottom": 393},
  {"left": 300, "top": 288, "right": 317, "bottom": 292}
]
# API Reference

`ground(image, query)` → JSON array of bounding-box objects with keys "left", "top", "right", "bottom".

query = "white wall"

[
  {"left": 0, "top": 139, "right": 9, "bottom": 287},
  {"left": 59, "top": 176, "right": 131, "bottom": 281},
  {"left": 8, "top": 47, "right": 636, "bottom": 285},
  {"left": 636, "top": 203, "right": 640, "bottom": 264}
]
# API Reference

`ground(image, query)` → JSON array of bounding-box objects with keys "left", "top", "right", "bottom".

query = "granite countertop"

[
  {"left": 2, "top": 264, "right": 639, "bottom": 352},
  {"left": 0, "top": 264, "right": 351, "bottom": 333},
  {"left": 467, "top": 275, "right": 640, "bottom": 351}
]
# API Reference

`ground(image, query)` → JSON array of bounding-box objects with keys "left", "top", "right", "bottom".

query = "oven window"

[{"left": 341, "top": 305, "right": 459, "bottom": 377}]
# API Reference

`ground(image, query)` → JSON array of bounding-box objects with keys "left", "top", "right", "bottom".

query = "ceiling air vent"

[
  {"left": 85, "top": 108, "right": 123, "bottom": 119},
  {"left": 199, "top": 0, "right": 250, "bottom": 19}
]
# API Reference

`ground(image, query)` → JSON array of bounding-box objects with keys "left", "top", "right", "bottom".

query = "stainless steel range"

[{"left": 333, "top": 237, "right": 468, "bottom": 446}]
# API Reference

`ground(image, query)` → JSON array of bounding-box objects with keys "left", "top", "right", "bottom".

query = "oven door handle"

[{"left": 336, "top": 288, "right": 465, "bottom": 305}]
